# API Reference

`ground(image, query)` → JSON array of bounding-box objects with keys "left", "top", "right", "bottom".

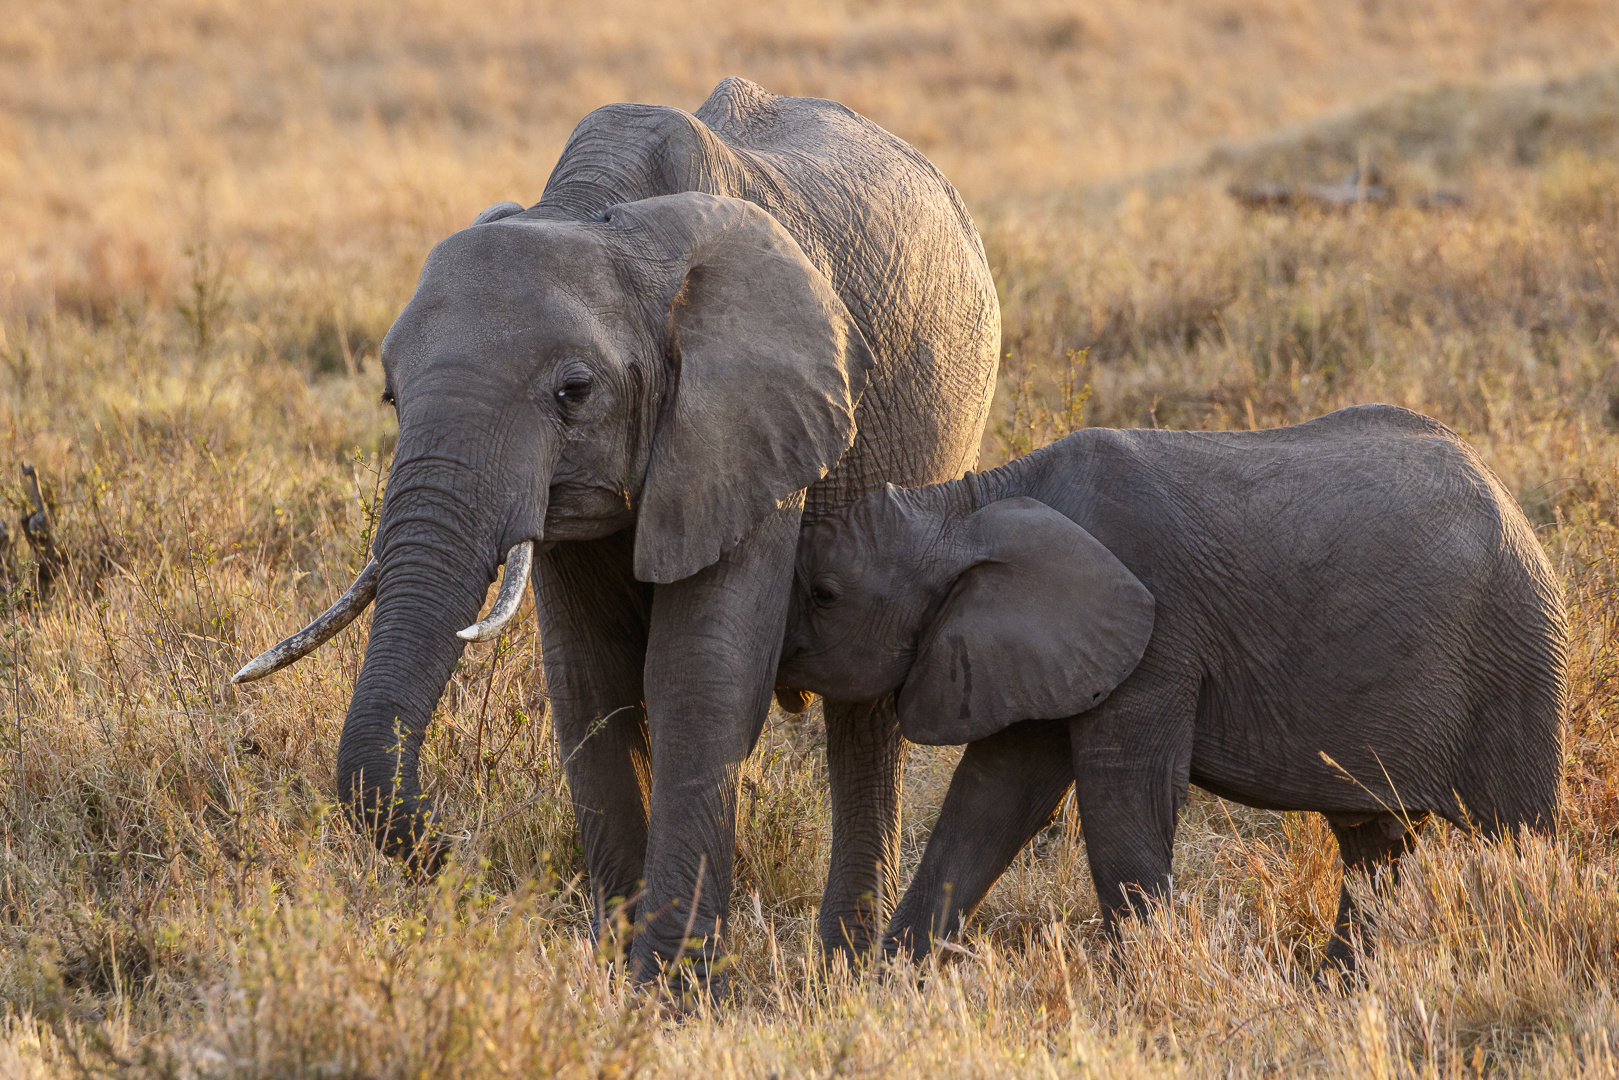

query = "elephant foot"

[
  {"left": 817, "top": 905, "right": 887, "bottom": 971},
  {"left": 1316, "top": 919, "right": 1369, "bottom": 992},
  {"left": 589, "top": 892, "right": 642, "bottom": 968},
  {"left": 647, "top": 961, "right": 731, "bottom": 1014},
  {"left": 626, "top": 924, "right": 734, "bottom": 1005},
  {"left": 878, "top": 924, "right": 934, "bottom": 966},
  {"left": 1314, "top": 947, "right": 1364, "bottom": 993}
]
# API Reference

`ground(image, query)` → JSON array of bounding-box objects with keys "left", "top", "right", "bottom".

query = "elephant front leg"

[
  {"left": 1069, "top": 674, "right": 1197, "bottom": 936},
  {"left": 533, "top": 530, "right": 656, "bottom": 936},
  {"left": 633, "top": 501, "right": 803, "bottom": 989},
  {"left": 820, "top": 695, "right": 908, "bottom": 963},
  {"left": 885, "top": 719, "right": 1074, "bottom": 961}
]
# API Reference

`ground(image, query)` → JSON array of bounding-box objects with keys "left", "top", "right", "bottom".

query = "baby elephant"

[{"left": 777, "top": 404, "right": 1567, "bottom": 969}]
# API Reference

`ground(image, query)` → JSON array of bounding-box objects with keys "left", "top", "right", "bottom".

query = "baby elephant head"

[{"left": 778, "top": 486, "right": 1156, "bottom": 744}]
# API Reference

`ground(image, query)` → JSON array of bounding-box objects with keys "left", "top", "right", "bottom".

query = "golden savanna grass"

[{"left": 5, "top": 1, "right": 1619, "bottom": 1075}]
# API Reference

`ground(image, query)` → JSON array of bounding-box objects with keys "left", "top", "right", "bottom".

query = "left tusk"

[
  {"left": 232, "top": 559, "right": 378, "bottom": 684},
  {"left": 457, "top": 541, "right": 535, "bottom": 642}
]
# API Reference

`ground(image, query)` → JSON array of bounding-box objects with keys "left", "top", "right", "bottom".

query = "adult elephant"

[{"left": 234, "top": 78, "right": 1000, "bottom": 982}]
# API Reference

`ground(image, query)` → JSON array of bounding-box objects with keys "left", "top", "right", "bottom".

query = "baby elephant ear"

[
  {"left": 603, "top": 192, "right": 874, "bottom": 584},
  {"left": 898, "top": 497, "right": 1155, "bottom": 745}
]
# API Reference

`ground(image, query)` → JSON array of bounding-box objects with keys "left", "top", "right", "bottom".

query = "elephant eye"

[
  {"left": 554, "top": 375, "right": 593, "bottom": 406},
  {"left": 810, "top": 583, "right": 839, "bottom": 606}
]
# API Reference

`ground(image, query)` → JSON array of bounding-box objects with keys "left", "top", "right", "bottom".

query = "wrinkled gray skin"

[
  {"left": 335, "top": 78, "right": 998, "bottom": 983},
  {"left": 777, "top": 405, "right": 1568, "bottom": 971}
]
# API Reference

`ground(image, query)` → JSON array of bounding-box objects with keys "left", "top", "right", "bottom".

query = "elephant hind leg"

[
  {"left": 1450, "top": 683, "right": 1562, "bottom": 840},
  {"left": 1322, "top": 811, "right": 1421, "bottom": 981}
]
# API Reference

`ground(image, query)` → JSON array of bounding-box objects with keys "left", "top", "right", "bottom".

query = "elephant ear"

[
  {"left": 471, "top": 201, "right": 525, "bottom": 226},
  {"left": 602, "top": 192, "right": 875, "bottom": 584},
  {"left": 898, "top": 497, "right": 1155, "bottom": 745}
]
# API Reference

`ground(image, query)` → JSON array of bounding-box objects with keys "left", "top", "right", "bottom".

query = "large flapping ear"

[
  {"left": 601, "top": 192, "right": 875, "bottom": 584},
  {"left": 898, "top": 497, "right": 1155, "bottom": 745}
]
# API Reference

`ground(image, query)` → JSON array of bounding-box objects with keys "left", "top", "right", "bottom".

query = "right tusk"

[
  {"left": 457, "top": 540, "right": 535, "bottom": 643},
  {"left": 232, "top": 560, "right": 379, "bottom": 684}
]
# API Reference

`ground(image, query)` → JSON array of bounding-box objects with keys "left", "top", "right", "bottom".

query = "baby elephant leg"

[
  {"left": 884, "top": 719, "right": 1074, "bottom": 960},
  {"left": 1323, "top": 811, "right": 1421, "bottom": 979},
  {"left": 1070, "top": 684, "right": 1195, "bottom": 937}
]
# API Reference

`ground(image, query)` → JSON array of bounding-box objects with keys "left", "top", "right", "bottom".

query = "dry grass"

[{"left": 4, "top": 1, "right": 1619, "bottom": 1075}]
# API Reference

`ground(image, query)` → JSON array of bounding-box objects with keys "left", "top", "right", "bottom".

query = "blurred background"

[{"left": 4, "top": 1, "right": 1619, "bottom": 460}]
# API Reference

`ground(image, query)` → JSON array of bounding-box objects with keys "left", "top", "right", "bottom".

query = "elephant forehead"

[
  {"left": 384, "top": 226, "right": 624, "bottom": 369},
  {"left": 803, "top": 494, "right": 958, "bottom": 599},
  {"left": 415, "top": 223, "right": 619, "bottom": 316},
  {"left": 802, "top": 512, "right": 884, "bottom": 579}
]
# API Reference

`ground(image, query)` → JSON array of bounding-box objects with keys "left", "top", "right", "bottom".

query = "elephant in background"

[
  {"left": 233, "top": 78, "right": 1001, "bottom": 984},
  {"left": 776, "top": 404, "right": 1568, "bottom": 970}
]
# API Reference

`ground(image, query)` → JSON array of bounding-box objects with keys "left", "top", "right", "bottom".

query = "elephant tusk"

[
  {"left": 232, "top": 560, "right": 379, "bottom": 684},
  {"left": 456, "top": 541, "right": 535, "bottom": 643}
]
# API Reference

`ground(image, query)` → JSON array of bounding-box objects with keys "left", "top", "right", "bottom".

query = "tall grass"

[{"left": 4, "top": 1, "right": 1619, "bottom": 1075}]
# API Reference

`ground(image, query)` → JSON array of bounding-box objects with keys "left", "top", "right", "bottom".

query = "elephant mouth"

[
  {"left": 543, "top": 482, "right": 637, "bottom": 541},
  {"left": 777, "top": 641, "right": 917, "bottom": 704}
]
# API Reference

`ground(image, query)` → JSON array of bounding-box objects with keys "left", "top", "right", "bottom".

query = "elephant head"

[
  {"left": 235, "top": 192, "right": 873, "bottom": 863},
  {"left": 777, "top": 487, "right": 1155, "bottom": 745}
]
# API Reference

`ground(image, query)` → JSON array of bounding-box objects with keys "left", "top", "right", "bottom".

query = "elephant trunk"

[
  {"left": 334, "top": 523, "right": 494, "bottom": 867},
  {"left": 334, "top": 428, "right": 547, "bottom": 867}
]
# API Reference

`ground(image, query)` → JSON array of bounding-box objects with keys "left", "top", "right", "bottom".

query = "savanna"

[{"left": 3, "top": 1, "right": 1619, "bottom": 1075}]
